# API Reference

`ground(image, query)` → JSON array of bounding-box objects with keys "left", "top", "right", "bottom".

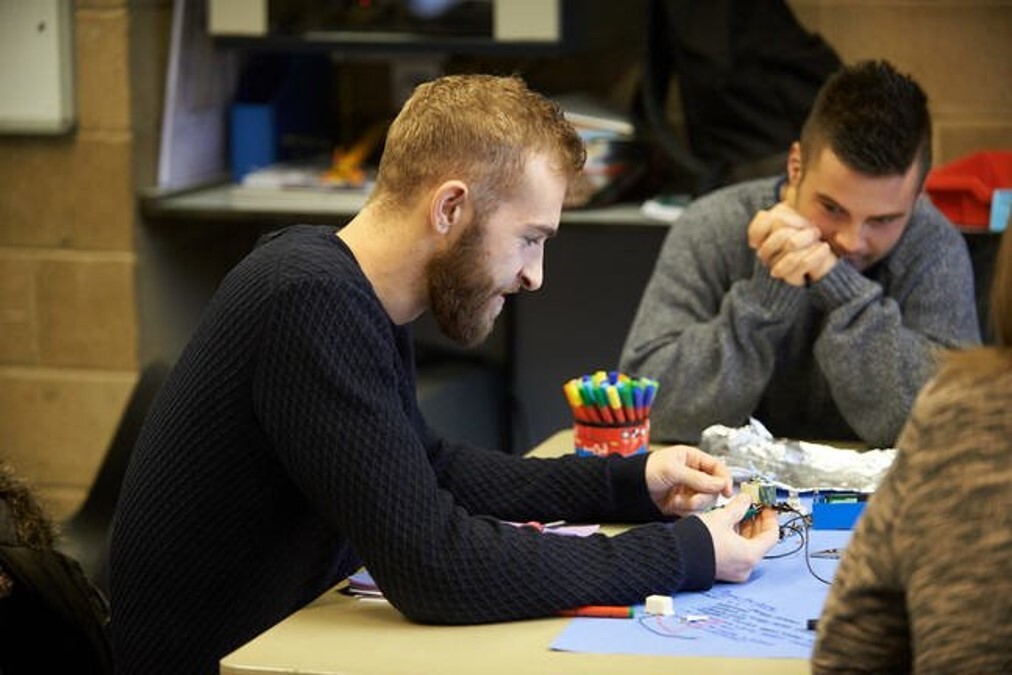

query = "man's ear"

[
  {"left": 430, "top": 180, "right": 468, "bottom": 235},
  {"left": 787, "top": 141, "right": 802, "bottom": 186},
  {"left": 782, "top": 142, "right": 802, "bottom": 204}
]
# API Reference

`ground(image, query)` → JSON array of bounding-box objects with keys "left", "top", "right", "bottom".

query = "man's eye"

[
  {"left": 821, "top": 202, "right": 842, "bottom": 215},
  {"left": 869, "top": 216, "right": 899, "bottom": 228}
]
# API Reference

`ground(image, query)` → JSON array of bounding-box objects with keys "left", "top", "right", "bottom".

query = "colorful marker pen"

[
  {"left": 558, "top": 605, "right": 634, "bottom": 619},
  {"left": 591, "top": 385, "right": 616, "bottom": 424},
  {"left": 563, "top": 380, "right": 587, "bottom": 422},
  {"left": 633, "top": 381, "right": 645, "bottom": 420},
  {"left": 617, "top": 381, "right": 636, "bottom": 421},
  {"left": 605, "top": 384, "right": 626, "bottom": 424},
  {"left": 578, "top": 382, "right": 604, "bottom": 424}
]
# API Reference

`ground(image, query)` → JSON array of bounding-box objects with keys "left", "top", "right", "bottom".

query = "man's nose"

[
  {"left": 833, "top": 221, "right": 866, "bottom": 254},
  {"left": 521, "top": 254, "right": 544, "bottom": 291}
]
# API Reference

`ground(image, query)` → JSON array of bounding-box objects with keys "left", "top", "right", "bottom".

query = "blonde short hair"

[{"left": 370, "top": 74, "right": 585, "bottom": 215}]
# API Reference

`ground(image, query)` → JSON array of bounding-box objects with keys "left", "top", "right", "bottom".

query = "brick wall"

[{"left": 0, "top": 1, "right": 140, "bottom": 519}]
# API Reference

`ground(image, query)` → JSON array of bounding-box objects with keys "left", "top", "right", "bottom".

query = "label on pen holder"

[{"left": 574, "top": 419, "right": 650, "bottom": 458}]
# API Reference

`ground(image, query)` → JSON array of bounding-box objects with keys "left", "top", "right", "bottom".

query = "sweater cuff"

[
  {"left": 811, "top": 261, "right": 876, "bottom": 309},
  {"left": 608, "top": 453, "right": 663, "bottom": 521},
  {"left": 668, "top": 516, "right": 715, "bottom": 591},
  {"left": 750, "top": 265, "right": 805, "bottom": 318}
]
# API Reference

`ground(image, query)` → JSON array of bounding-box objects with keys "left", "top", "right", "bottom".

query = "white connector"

[{"left": 644, "top": 594, "right": 674, "bottom": 616}]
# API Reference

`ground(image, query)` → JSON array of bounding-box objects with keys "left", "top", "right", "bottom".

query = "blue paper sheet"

[{"left": 550, "top": 529, "right": 851, "bottom": 660}]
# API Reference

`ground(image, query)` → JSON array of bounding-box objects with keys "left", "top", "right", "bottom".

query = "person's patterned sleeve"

[{"left": 813, "top": 369, "right": 1012, "bottom": 673}]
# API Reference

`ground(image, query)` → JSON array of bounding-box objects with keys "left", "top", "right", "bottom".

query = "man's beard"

[{"left": 426, "top": 219, "right": 504, "bottom": 348}]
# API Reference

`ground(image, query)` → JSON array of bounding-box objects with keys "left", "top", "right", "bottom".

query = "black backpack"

[{"left": 0, "top": 544, "right": 113, "bottom": 674}]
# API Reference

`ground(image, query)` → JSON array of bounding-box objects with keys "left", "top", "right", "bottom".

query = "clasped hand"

[{"left": 748, "top": 202, "right": 836, "bottom": 286}]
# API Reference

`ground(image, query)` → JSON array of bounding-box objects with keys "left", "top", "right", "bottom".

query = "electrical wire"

[
  {"left": 802, "top": 520, "right": 835, "bottom": 585},
  {"left": 758, "top": 505, "right": 834, "bottom": 584}
]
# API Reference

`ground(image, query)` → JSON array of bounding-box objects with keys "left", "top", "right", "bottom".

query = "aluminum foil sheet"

[{"left": 699, "top": 418, "right": 897, "bottom": 493}]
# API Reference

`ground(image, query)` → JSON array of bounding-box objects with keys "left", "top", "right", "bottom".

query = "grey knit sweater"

[
  {"left": 620, "top": 177, "right": 981, "bottom": 446},
  {"left": 109, "top": 225, "right": 714, "bottom": 675}
]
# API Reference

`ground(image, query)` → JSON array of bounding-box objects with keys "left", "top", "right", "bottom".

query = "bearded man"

[{"left": 110, "top": 74, "right": 778, "bottom": 675}]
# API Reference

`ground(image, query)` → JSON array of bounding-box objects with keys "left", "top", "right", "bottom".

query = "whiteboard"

[{"left": 0, "top": 0, "right": 75, "bottom": 134}]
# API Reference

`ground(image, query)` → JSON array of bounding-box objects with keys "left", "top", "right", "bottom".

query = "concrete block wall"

[
  {"left": 0, "top": 1, "right": 140, "bottom": 519},
  {"left": 0, "top": 0, "right": 1009, "bottom": 519}
]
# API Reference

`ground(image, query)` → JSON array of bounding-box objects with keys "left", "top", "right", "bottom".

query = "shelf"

[
  {"left": 140, "top": 183, "right": 366, "bottom": 226},
  {"left": 138, "top": 183, "right": 668, "bottom": 229}
]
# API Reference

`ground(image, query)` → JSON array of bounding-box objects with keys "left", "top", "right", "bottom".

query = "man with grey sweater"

[{"left": 620, "top": 60, "right": 980, "bottom": 448}]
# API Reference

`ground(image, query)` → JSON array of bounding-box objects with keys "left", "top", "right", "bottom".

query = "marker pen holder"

[{"left": 573, "top": 418, "right": 650, "bottom": 458}]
